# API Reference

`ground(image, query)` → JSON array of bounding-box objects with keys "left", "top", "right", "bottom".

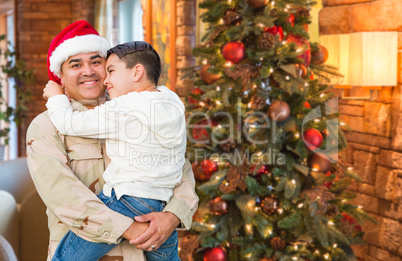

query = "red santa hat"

[{"left": 47, "top": 20, "right": 111, "bottom": 84}]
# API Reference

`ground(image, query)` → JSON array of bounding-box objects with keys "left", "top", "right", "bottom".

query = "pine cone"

[
  {"left": 326, "top": 204, "right": 339, "bottom": 218},
  {"left": 295, "top": 8, "right": 310, "bottom": 18},
  {"left": 219, "top": 138, "right": 236, "bottom": 152},
  {"left": 258, "top": 33, "right": 275, "bottom": 50},
  {"left": 223, "top": 9, "right": 241, "bottom": 25},
  {"left": 270, "top": 8, "right": 279, "bottom": 19},
  {"left": 270, "top": 237, "right": 286, "bottom": 252},
  {"left": 251, "top": 96, "right": 267, "bottom": 110}
]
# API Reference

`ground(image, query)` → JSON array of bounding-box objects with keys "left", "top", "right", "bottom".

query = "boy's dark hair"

[{"left": 107, "top": 41, "right": 161, "bottom": 85}]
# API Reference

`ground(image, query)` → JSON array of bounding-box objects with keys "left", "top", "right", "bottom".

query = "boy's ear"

[{"left": 133, "top": 64, "right": 145, "bottom": 82}]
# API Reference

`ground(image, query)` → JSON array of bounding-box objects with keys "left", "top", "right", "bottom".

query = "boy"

[{"left": 43, "top": 41, "right": 185, "bottom": 261}]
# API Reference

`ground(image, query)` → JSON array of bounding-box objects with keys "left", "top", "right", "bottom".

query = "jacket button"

[{"left": 103, "top": 232, "right": 110, "bottom": 238}]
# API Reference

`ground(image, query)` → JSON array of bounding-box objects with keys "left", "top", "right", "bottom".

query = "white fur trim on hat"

[{"left": 49, "top": 34, "right": 111, "bottom": 78}]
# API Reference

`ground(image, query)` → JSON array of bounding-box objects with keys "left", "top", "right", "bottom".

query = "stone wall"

[
  {"left": 175, "top": 0, "right": 196, "bottom": 98},
  {"left": 320, "top": 0, "right": 402, "bottom": 260},
  {"left": 16, "top": 0, "right": 94, "bottom": 156}
]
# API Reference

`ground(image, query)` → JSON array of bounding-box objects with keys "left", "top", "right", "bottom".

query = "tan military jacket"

[{"left": 26, "top": 101, "right": 198, "bottom": 260}]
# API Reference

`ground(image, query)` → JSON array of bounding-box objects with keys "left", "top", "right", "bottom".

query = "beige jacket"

[{"left": 26, "top": 101, "right": 198, "bottom": 260}]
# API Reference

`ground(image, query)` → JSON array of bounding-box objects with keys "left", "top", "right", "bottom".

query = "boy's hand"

[{"left": 43, "top": 80, "right": 64, "bottom": 100}]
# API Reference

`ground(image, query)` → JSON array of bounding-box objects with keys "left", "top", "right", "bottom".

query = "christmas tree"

[{"left": 181, "top": 0, "right": 375, "bottom": 260}]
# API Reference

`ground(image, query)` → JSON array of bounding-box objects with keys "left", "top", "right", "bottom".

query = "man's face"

[
  {"left": 60, "top": 52, "right": 107, "bottom": 105},
  {"left": 104, "top": 53, "right": 136, "bottom": 99}
]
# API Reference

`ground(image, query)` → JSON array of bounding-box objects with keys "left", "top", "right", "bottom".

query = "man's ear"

[{"left": 133, "top": 64, "right": 145, "bottom": 82}]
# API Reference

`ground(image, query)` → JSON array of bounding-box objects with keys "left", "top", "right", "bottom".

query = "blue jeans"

[{"left": 52, "top": 190, "right": 180, "bottom": 261}]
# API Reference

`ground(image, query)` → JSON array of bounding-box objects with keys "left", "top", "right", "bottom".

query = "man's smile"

[{"left": 80, "top": 80, "right": 98, "bottom": 86}]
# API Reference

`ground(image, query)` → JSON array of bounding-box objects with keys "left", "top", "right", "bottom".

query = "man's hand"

[
  {"left": 43, "top": 80, "right": 64, "bottom": 100},
  {"left": 129, "top": 212, "right": 180, "bottom": 252}
]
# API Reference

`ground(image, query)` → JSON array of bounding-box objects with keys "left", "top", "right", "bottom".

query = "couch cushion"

[
  {"left": 0, "top": 190, "right": 19, "bottom": 259},
  {"left": 0, "top": 158, "right": 35, "bottom": 203},
  {"left": 19, "top": 190, "right": 49, "bottom": 261},
  {"left": 0, "top": 235, "right": 18, "bottom": 261}
]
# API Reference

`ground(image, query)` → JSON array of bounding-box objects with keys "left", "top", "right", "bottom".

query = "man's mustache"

[{"left": 79, "top": 76, "right": 100, "bottom": 83}]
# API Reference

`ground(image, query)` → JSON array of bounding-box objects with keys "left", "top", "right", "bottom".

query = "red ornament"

[
  {"left": 287, "top": 34, "right": 311, "bottom": 67},
  {"left": 201, "top": 159, "right": 219, "bottom": 176},
  {"left": 209, "top": 197, "right": 229, "bottom": 215},
  {"left": 303, "top": 101, "right": 311, "bottom": 108},
  {"left": 258, "top": 165, "right": 270, "bottom": 174},
  {"left": 268, "top": 100, "right": 290, "bottom": 122},
  {"left": 340, "top": 213, "right": 362, "bottom": 233},
  {"left": 192, "top": 119, "right": 217, "bottom": 142},
  {"left": 310, "top": 71, "right": 314, "bottom": 80},
  {"left": 308, "top": 153, "right": 331, "bottom": 173},
  {"left": 256, "top": 165, "right": 270, "bottom": 179},
  {"left": 264, "top": 26, "right": 284, "bottom": 40},
  {"left": 250, "top": 165, "right": 270, "bottom": 180},
  {"left": 323, "top": 171, "right": 338, "bottom": 189},
  {"left": 188, "top": 87, "right": 204, "bottom": 104},
  {"left": 287, "top": 14, "right": 295, "bottom": 27},
  {"left": 222, "top": 41, "right": 246, "bottom": 64},
  {"left": 303, "top": 128, "right": 323, "bottom": 150},
  {"left": 203, "top": 246, "right": 226, "bottom": 261},
  {"left": 192, "top": 162, "right": 212, "bottom": 182},
  {"left": 200, "top": 64, "right": 220, "bottom": 84}
]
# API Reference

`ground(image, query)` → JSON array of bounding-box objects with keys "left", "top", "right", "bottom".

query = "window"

[
  {"left": 94, "top": 0, "right": 176, "bottom": 89},
  {"left": 0, "top": 10, "right": 16, "bottom": 161},
  {"left": 95, "top": 0, "right": 144, "bottom": 46}
]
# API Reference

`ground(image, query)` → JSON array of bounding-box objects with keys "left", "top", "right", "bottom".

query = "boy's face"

[{"left": 104, "top": 53, "right": 136, "bottom": 99}]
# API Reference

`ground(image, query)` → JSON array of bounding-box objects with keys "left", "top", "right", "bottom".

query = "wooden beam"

[
  {"left": 145, "top": 0, "right": 152, "bottom": 44},
  {"left": 169, "top": 0, "right": 176, "bottom": 91}
]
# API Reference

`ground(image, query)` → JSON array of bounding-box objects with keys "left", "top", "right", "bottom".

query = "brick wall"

[
  {"left": 72, "top": 0, "right": 95, "bottom": 24},
  {"left": 320, "top": 0, "right": 402, "bottom": 260},
  {"left": 16, "top": 0, "right": 94, "bottom": 156}
]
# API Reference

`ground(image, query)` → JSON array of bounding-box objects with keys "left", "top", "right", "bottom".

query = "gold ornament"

[
  {"left": 270, "top": 237, "right": 286, "bottom": 252},
  {"left": 260, "top": 196, "right": 278, "bottom": 215}
]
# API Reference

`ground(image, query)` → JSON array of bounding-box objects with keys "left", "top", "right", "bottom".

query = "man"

[{"left": 26, "top": 20, "right": 198, "bottom": 260}]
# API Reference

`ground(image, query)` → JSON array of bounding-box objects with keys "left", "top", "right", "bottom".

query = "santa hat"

[{"left": 47, "top": 20, "right": 111, "bottom": 84}]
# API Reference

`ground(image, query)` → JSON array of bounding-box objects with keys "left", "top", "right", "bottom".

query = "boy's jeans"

[{"left": 52, "top": 190, "right": 180, "bottom": 261}]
